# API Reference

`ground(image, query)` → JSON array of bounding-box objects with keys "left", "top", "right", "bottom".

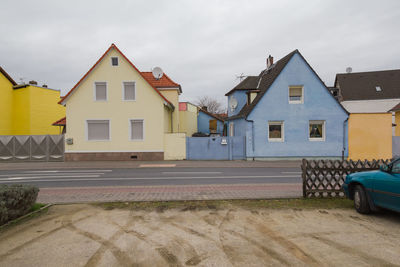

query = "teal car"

[{"left": 342, "top": 158, "right": 400, "bottom": 214}]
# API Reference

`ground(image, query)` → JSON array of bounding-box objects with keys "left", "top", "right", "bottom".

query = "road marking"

[
  {"left": 1, "top": 175, "right": 101, "bottom": 180},
  {"left": 0, "top": 175, "right": 299, "bottom": 183},
  {"left": 162, "top": 172, "right": 222, "bottom": 174},
  {"left": 22, "top": 170, "right": 113, "bottom": 173},
  {"left": 0, "top": 173, "right": 105, "bottom": 177},
  {"left": 139, "top": 164, "right": 176, "bottom": 168},
  {"left": 281, "top": 172, "right": 302, "bottom": 174}
]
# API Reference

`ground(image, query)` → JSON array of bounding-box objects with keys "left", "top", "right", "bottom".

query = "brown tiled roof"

[
  {"left": 389, "top": 102, "right": 400, "bottom": 112},
  {"left": 334, "top": 69, "right": 400, "bottom": 101},
  {"left": 141, "top": 72, "right": 181, "bottom": 93},
  {"left": 200, "top": 109, "right": 225, "bottom": 122},
  {"left": 52, "top": 117, "right": 66, "bottom": 126},
  {"left": 0, "top": 66, "right": 17, "bottom": 86},
  {"left": 225, "top": 76, "right": 259, "bottom": 96}
]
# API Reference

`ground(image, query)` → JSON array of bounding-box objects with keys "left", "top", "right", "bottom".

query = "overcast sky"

[{"left": 1, "top": 0, "right": 399, "bottom": 106}]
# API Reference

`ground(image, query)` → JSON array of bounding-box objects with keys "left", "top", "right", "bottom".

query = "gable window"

[
  {"left": 130, "top": 119, "right": 144, "bottom": 141},
  {"left": 94, "top": 82, "right": 107, "bottom": 101},
  {"left": 111, "top": 57, "right": 119, "bottom": 66},
  {"left": 87, "top": 120, "right": 110, "bottom": 141},
  {"left": 123, "top": 82, "right": 136, "bottom": 101},
  {"left": 289, "top": 86, "right": 303, "bottom": 104},
  {"left": 268, "top": 121, "right": 284, "bottom": 142},
  {"left": 309, "top": 120, "right": 325, "bottom": 141},
  {"left": 375, "top": 86, "right": 382, "bottom": 92}
]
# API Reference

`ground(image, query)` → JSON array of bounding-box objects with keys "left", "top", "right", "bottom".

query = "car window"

[{"left": 392, "top": 160, "right": 400, "bottom": 174}]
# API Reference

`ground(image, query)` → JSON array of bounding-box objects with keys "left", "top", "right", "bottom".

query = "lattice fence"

[{"left": 301, "top": 159, "right": 392, "bottom": 198}]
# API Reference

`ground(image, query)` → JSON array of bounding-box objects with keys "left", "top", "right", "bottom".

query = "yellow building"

[
  {"left": 178, "top": 102, "right": 198, "bottom": 136},
  {"left": 390, "top": 103, "right": 400, "bottom": 136},
  {"left": 348, "top": 113, "right": 393, "bottom": 160},
  {"left": 60, "top": 43, "right": 185, "bottom": 161},
  {"left": 0, "top": 67, "right": 65, "bottom": 135}
]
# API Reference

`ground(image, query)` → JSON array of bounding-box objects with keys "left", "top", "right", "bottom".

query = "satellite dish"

[
  {"left": 229, "top": 96, "right": 238, "bottom": 112},
  {"left": 346, "top": 67, "right": 352, "bottom": 74},
  {"left": 152, "top": 67, "right": 163, "bottom": 80}
]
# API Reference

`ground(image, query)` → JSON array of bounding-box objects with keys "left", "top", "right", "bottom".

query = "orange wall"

[{"left": 348, "top": 113, "right": 392, "bottom": 160}]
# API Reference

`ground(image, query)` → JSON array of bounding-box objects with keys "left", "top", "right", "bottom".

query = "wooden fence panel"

[{"left": 301, "top": 159, "right": 392, "bottom": 198}]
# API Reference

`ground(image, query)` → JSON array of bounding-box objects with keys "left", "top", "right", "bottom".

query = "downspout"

[
  {"left": 245, "top": 118, "right": 255, "bottom": 160},
  {"left": 342, "top": 117, "right": 349, "bottom": 160},
  {"left": 170, "top": 111, "right": 173, "bottom": 133}
]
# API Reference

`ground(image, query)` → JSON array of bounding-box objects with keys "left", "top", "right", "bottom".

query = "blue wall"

[
  {"left": 232, "top": 52, "right": 348, "bottom": 158},
  {"left": 227, "top": 90, "right": 248, "bottom": 117},
  {"left": 186, "top": 137, "right": 245, "bottom": 160},
  {"left": 197, "top": 111, "right": 224, "bottom": 135}
]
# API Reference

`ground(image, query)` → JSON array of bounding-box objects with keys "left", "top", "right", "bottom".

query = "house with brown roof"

[
  {"left": 59, "top": 44, "right": 185, "bottom": 161},
  {"left": 225, "top": 50, "right": 348, "bottom": 160},
  {"left": 332, "top": 69, "right": 400, "bottom": 160}
]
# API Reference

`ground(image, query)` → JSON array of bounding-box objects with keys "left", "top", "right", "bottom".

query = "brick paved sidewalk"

[
  {"left": 37, "top": 183, "right": 302, "bottom": 203},
  {"left": 0, "top": 160, "right": 302, "bottom": 171}
]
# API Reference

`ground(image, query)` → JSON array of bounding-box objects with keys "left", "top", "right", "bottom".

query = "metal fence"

[
  {"left": 0, "top": 135, "right": 64, "bottom": 162},
  {"left": 301, "top": 158, "right": 391, "bottom": 198}
]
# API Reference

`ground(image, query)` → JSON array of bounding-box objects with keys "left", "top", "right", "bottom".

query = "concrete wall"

[
  {"left": 245, "top": 52, "right": 348, "bottom": 158},
  {"left": 348, "top": 113, "right": 392, "bottom": 160},
  {"left": 65, "top": 47, "right": 166, "bottom": 153},
  {"left": 164, "top": 133, "right": 186, "bottom": 160},
  {"left": 393, "top": 136, "right": 400, "bottom": 158},
  {"left": 186, "top": 136, "right": 245, "bottom": 160}
]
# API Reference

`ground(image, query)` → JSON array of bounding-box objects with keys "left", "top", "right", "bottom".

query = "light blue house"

[
  {"left": 225, "top": 50, "right": 349, "bottom": 159},
  {"left": 197, "top": 108, "right": 225, "bottom": 135}
]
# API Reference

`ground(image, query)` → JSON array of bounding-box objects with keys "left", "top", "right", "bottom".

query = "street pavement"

[{"left": 0, "top": 161, "right": 303, "bottom": 203}]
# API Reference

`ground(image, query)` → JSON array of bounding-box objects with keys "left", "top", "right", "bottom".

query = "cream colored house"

[
  {"left": 60, "top": 44, "right": 185, "bottom": 161},
  {"left": 178, "top": 102, "right": 198, "bottom": 136}
]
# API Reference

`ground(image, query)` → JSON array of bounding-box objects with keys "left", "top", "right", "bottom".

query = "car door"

[{"left": 372, "top": 160, "right": 400, "bottom": 212}]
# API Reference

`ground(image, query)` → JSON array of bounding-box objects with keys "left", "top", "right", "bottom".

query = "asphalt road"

[{"left": 0, "top": 167, "right": 302, "bottom": 188}]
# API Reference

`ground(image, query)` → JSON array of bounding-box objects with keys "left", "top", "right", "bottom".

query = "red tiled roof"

[
  {"left": 141, "top": 72, "right": 181, "bottom": 92},
  {"left": 0, "top": 66, "right": 17, "bottom": 86},
  {"left": 59, "top": 44, "right": 173, "bottom": 107},
  {"left": 52, "top": 117, "right": 66, "bottom": 126}
]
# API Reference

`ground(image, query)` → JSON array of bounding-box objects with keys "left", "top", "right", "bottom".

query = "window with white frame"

[
  {"left": 309, "top": 120, "right": 325, "bottom": 141},
  {"left": 289, "top": 86, "right": 303, "bottom": 103},
  {"left": 229, "top": 122, "right": 234, "bottom": 137},
  {"left": 123, "top": 82, "right": 136, "bottom": 101},
  {"left": 87, "top": 120, "right": 110, "bottom": 141},
  {"left": 268, "top": 121, "right": 284, "bottom": 142},
  {"left": 94, "top": 82, "right": 107, "bottom": 101},
  {"left": 111, "top": 57, "right": 119, "bottom": 66},
  {"left": 130, "top": 119, "right": 144, "bottom": 140}
]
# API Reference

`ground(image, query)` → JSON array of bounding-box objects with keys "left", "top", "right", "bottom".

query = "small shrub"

[{"left": 0, "top": 184, "right": 39, "bottom": 225}]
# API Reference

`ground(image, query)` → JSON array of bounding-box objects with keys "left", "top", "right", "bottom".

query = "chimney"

[
  {"left": 29, "top": 80, "right": 38, "bottom": 85},
  {"left": 202, "top": 106, "right": 208, "bottom": 111},
  {"left": 42, "top": 84, "right": 48, "bottom": 88},
  {"left": 266, "top": 55, "right": 274, "bottom": 69}
]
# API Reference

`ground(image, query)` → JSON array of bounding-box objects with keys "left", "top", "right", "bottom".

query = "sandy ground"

[{"left": 1, "top": 204, "right": 400, "bottom": 267}]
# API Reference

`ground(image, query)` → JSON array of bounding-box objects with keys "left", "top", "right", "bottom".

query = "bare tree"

[{"left": 195, "top": 96, "right": 226, "bottom": 114}]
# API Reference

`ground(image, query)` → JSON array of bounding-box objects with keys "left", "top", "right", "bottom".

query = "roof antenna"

[
  {"left": 235, "top": 73, "right": 247, "bottom": 82},
  {"left": 346, "top": 67, "right": 352, "bottom": 74}
]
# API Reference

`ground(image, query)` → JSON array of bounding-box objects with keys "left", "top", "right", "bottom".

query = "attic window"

[
  {"left": 289, "top": 86, "right": 303, "bottom": 104},
  {"left": 111, "top": 57, "right": 118, "bottom": 66},
  {"left": 376, "top": 86, "right": 382, "bottom": 92}
]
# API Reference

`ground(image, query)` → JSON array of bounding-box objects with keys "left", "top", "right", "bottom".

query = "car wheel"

[{"left": 353, "top": 185, "right": 371, "bottom": 214}]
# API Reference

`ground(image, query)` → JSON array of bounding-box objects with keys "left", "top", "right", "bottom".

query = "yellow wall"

[
  {"left": 348, "top": 113, "right": 392, "bottom": 160},
  {"left": 12, "top": 87, "right": 31, "bottom": 135},
  {"left": 179, "top": 103, "right": 198, "bottom": 136},
  {"left": 164, "top": 133, "right": 186, "bottom": 160},
  {"left": 0, "top": 73, "right": 14, "bottom": 135},
  {"left": 160, "top": 89, "right": 180, "bottom": 132},
  {"left": 395, "top": 111, "right": 400, "bottom": 136},
  {"left": 65, "top": 48, "right": 167, "bottom": 152}
]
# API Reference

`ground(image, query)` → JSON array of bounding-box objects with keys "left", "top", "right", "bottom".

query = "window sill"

[
  {"left": 309, "top": 138, "right": 325, "bottom": 142},
  {"left": 268, "top": 139, "right": 284, "bottom": 142}
]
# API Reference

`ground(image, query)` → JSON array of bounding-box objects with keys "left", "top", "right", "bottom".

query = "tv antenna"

[{"left": 235, "top": 73, "right": 247, "bottom": 82}]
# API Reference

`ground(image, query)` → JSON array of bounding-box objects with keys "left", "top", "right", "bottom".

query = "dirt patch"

[{"left": 0, "top": 202, "right": 400, "bottom": 266}]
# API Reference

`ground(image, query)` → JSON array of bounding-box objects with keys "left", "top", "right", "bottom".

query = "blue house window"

[
  {"left": 268, "top": 121, "right": 284, "bottom": 142},
  {"left": 309, "top": 120, "right": 325, "bottom": 141},
  {"left": 289, "top": 86, "right": 303, "bottom": 104}
]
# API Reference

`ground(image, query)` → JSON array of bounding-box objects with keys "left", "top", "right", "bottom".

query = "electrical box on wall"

[
  {"left": 66, "top": 138, "right": 73, "bottom": 145},
  {"left": 221, "top": 138, "right": 228, "bottom": 145}
]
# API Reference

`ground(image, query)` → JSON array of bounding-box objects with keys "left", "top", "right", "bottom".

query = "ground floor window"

[
  {"left": 309, "top": 120, "right": 325, "bottom": 141},
  {"left": 87, "top": 120, "right": 110, "bottom": 141},
  {"left": 130, "top": 119, "right": 144, "bottom": 141},
  {"left": 268, "top": 121, "right": 284, "bottom": 142}
]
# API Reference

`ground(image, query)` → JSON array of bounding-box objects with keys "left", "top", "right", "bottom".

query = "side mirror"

[{"left": 380, "top": 164, "right": 389, "bottom": 172}]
